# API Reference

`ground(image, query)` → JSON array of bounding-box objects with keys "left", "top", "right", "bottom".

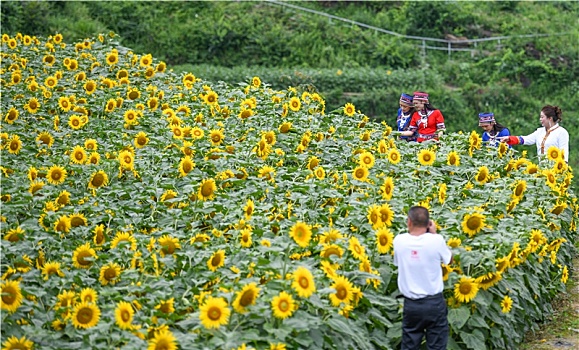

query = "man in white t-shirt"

[{"left": 393, "top": 206, "right": 453, "bottom": 350}]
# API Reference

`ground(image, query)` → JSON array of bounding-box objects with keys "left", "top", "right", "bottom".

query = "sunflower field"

[{"left": 0, "top": 33, "right": 577, "bottom": 350}]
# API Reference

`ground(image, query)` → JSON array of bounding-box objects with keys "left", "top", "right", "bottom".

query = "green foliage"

[{"left": 1, "top": 34, "right": 578, "bottom": 350}]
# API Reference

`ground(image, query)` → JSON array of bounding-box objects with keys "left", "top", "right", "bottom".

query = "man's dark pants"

[{"left": 402, "top": 293, "right": 449, "bottom": 350}]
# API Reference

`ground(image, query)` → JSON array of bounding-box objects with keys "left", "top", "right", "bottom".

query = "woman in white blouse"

[{"left": 500, "top": 105, "right": 569, "bottom": 162}]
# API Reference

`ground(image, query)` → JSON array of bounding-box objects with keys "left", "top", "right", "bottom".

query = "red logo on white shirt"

[{"left": 411, "top": 250, "right": 419, "bottom": 259}]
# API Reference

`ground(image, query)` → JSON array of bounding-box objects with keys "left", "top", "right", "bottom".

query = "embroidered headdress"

[
  {"left": 478, "top": 112, "right": 495, "bottom": 124},
  {"left": 399, "top": 93, "right": 413, "bottom": 107},
  {"left": 413, "top": 91, "right": 429, "bottom": 102}
]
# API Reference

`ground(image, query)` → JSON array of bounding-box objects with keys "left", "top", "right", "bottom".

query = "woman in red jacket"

[{"left": 401, "top": 92, "right": 446, "bottom": 142}]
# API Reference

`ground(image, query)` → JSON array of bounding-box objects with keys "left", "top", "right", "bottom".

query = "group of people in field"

[
  {"left": 395, "top": 92, "right": 569, "bottom": 162},
  {"left": 392, "top": 92, "right": 570, "bottom": 350}
]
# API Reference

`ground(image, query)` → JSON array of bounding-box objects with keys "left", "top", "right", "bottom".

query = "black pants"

[{"left": 402, "top": 293, "right": 449, "bottom": 350}]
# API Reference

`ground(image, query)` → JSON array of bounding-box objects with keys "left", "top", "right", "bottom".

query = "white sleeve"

[
  {"left": 439, "top": 236, "right": 452, "bottom": 264},
  {"left": 521, "top": 128, "right": 541, "bottom": 146},
  {"left": 559, "top": 129, "right": 569, "bottom": 162}
]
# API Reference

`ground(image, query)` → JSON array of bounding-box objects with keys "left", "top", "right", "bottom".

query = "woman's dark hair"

[
  {"left": 542, "top": 105, "right": 563, "bottom": 123},
  {"left": 493, "top": 122, "right": 507, "bottom": 134},
  {"left": 424, "top": 103, "right": 436, "bottom": 111}
]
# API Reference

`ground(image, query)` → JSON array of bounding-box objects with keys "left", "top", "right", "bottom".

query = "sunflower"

[
  {"left": 320, "top": 244, "right": 344, "bottom": 259},
  {"left": 209, "top": 129, "right": 224, "bottom": 146},
  {"left": 178, "top": 156, "right": 194, "bottom": 177},
  {"left": 289, "top": 97, "right": 301, "bottom": 112},
  {"left": 69, "top": 212, "right": 87, "bottom": 227},
  {"left": 461, "top": 212, "right": 486, "bottom": 237},
  {"left": 114, "top": 301, "right": 134, "bottom": 330},
  {"left": 344, "top": 103, "right": 356, "bottom": 116},
  {"left": 500, "top": 295, "right": 513, "bottom": 313},
  {"left": 1, "top": 336, "right": 34, "bottom": 350},
  {"left": 79, "top": 288, "right": 98, "bottom": 304},
  {"left": 387, "top": 149, "right": 401, "bottom": 164},
  {"left": 203, "top": 91, "right": 219, "bottom": 105},
  {"left": 358, "top": 151, "right": 375, "bottom": 168},
  {"left": 93, "top": 224, "right": 106, "bottom": 246},
  {"left": 243, "top": 199, "right": 255, "bottom": 220},
  {"left": 379, "top": 203, "right": 394, "bottom": 227},
  {"left": 546, "top": 146, "right": 561, "bottom": 161},
  {"left": 99, "top": 262, "right": 122, "bottom": 285},
  {"left": 58, "top": 96, "right": 72, "bottom": 112},
  {"left": 497, "top": 142, "right": 508, "bottom": 158},
  {"left": 72, "top": 242, "right": 98, "bottom": 269},
  {"left": 84, "top": 80, "right": 97, "bottom": 94},
  {"left": 307, "top": 156, "right": 320, "bottom": 171},
  {"left": 127, "top": 87, "right": 141, "bottom": 100},
  {"left": 417, "top": 149, "right": 436, "bottom": 166},
  {"left": 453, "top": 276, "right": 479, "bottom": 303},
  {"left": 474, "top": 166, "right": 490, "bottom": 185},
  {"left": 54, "top": 190, "right": 70, "bottom": 205},
  {"left": 68, "top": 115, "right": 83, "bottom": 130},
  {"left": 475, "top": 271, "right": 502, "bottom": 290},
  {"left": 36, "top": 131, "right": 54, "bottom": 147},
  {"left": 512, "top": 180, "right": 527, "bottom": 199},
  {"left": 118, "top": 150, "right": 135, "bottom": 170},
  {"left": 198, "top": 178, "right": 217, "bottom": 201},
  {"left": 553, "top": 159, "right": 567, "bottom": 174},
  {"left": 258, "top": 166, "right": 276, "bottom": 182},
  {"left": 7, "top": 134, "right": 22, "bottom": 154},
  {"left": 44, "top": 75, "right": 58, "bottom": 89},
  {"left": 106, "top": 51, "right": 119, "bottom": 65},
  {"left": 160, "top": 189, "right": 178, "bottom": 206},
  {"left": 207, "top": 250, "right": 225, "bottom": 272},
  {"left": 379, "top": 177, "right": 394, "bottom": 200},
  {"left": 159, "top": 235, "right": 181, "bottom": 257},
  {"left": 348, "top": 236, "right": 366, "bottom": 260},
  {"left": 271, "top": 291, "right": 296, "bottom": 319},
  {"left": 366, "top": 204, "right": 382, "bottom": 228},
  {"left": 85, "top": 152, "right": 99, "bottom": 165},
  {"left": 70, "top": 145, "right": 87, "bottom": 164},
  {"left": 199, "top": 296, "right": 230, "bottom": 329},
  {"left": 4, "top": 227, "right": 24, "bottom": 243},
  {"left": 148, "top": 329, "right": 178, "bottom": 350},
  {"left": 4, "top": 107, "right": 19, "bottom": 124},
  {"left": 289, "top": 221, "right": 312, "bottom": 248},
  {"left": 561, "top": 265, "right": 569, "bottom": 284},
  {"left": 72, "top": 302, "right": 101, "bottom": 329},
  {"left": 232, "top": 283, "right": 260, "bottom": 313},
  {"left": 375, "top": 228, "right": 394, "bottom": 254},
  {"left": 314, "top": 166, "right": 326, "bottom": 180},
  {"left": 447, "top": 237, "right": 461, "bottom": 248},
  {"left": 131, "top": 131, "right": 149, "bottom": 149},
  {"left": 54, "top": 214, "right": 71, "bottom": 233},
  {"left": 279, "top": 122, "right": 292, "bottom": 133},
  {"left": 352, "top": 165, "right": 369, "bottom": 182},
  {"left": 291, "top": 266, "right": 316, "bottom": 298},
  {"left": 550, "top": 201, "right": 567, "bottom": 215},
  {"left": 329, "top": 276, "right": 354, "bottom": 306},
  {"left": 46, "top": 165, "right": 67, "bottom": 185},
  {"left": 1, "top": 280, "right": 22, "bottom": 313},
  {"left": 438, "top": 183, "right": 447, "bottom": 204},
  {"left": 156, "top": 298, "right": 175, "bottom": 314},
  {"left": 447, "top": 151, "right": 460, "bottom": 166},
  {"left": 111, "top": 232, "right": 137, "bottom": 250},
  {"left": 88, "top": 170, "right": 109, "bottom": 190}
]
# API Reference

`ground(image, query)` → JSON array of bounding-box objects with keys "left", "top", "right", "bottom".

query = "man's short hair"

[{"left": 408, "top": 206, "right": 429, "bottom": 228}]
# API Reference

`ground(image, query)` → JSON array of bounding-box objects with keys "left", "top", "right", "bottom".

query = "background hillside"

[{"left": 2, "top": 0, "right": 578, "bottom": 174}]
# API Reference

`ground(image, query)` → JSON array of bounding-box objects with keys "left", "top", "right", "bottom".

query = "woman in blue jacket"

[
  {"left": 397, "top": 93, "right": 416, "bottom": 141},
  {"left": 478, "top": 112, "right": 510, "bottom": 147}
]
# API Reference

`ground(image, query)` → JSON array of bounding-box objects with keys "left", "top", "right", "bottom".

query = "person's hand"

[
  {"left": 427, "top": 220, "right": 437, "bottom": 234},
  {"left": 496, "top": 136, "right": 509, "bottom": 142}
]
